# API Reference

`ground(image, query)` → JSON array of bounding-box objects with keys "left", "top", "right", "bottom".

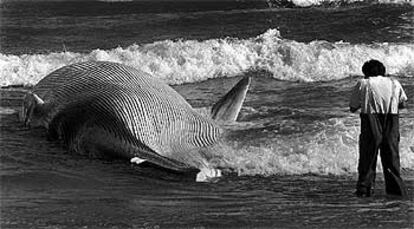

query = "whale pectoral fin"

[
  {"left": 31, "top": 92, "right": 45, "bottom": 105},
  {"left": 130, "top": 157, "right": 146, "bottom": 165},
  {"left": 196, "top": 168, "right": 222, "bottom": 182},
  {"left": 210, "top": 77, "right": 251, "bottom": 122}
]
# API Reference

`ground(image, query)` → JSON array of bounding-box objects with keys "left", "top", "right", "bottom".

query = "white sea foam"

[
  {"left": 1, "top": 29, "right": 413, "bottom": 87},
  {"left": 212, "top": 118, "right": 414, "bottom": 176}
]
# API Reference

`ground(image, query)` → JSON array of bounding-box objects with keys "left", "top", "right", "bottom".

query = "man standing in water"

[{"left": 349, "top": 59, "right": 408, "bottom": 197}]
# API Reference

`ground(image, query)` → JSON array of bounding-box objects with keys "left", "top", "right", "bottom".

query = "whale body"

[{"left": 21, "top": 61, "right": 251, "bottom": 181}]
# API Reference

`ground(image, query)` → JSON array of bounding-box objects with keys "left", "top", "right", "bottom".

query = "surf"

[{"left": 1, "top": 29, "right": 413, "bottom": 87}]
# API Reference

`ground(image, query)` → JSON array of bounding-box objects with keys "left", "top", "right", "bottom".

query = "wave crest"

[
  {"left": 1, "top": 29, "right": 413, "bottom": 87},
  {"left": 211, "top": 117, "right": 414, "bottom": 176}
]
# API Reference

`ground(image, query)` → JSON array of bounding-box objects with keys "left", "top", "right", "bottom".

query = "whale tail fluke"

[{"left": 210, "top": 77, "right": 251, "bottom": 123}]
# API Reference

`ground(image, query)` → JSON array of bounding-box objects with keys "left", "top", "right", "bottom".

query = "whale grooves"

[{"left": 21, "top": 61, "right": 251, "bottom": 182}]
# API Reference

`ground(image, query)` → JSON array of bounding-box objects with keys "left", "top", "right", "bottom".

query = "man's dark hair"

[{"left": 362, "top": 59, "right": 386, "bottom": 77}]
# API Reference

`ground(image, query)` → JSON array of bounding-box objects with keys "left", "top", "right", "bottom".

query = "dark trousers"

[{"left": 357, "top": 113, "right": 405, "bottom": 195}]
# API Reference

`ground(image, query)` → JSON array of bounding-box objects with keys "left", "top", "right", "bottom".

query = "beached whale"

[{"left": 21, "top": 61, "right": 251, "bottom": 181}]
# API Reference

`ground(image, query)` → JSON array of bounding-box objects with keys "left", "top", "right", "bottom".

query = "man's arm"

[
  {"left": 397, "top": 81, "right": 408, "bottom": 110},
  {"left": 349, "top": 81, "right": 362, "bottom": 113}
]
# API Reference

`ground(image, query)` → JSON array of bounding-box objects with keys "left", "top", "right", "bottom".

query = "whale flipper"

[{"left": 210, "top": 77, "right": 251, "bottom": 122}]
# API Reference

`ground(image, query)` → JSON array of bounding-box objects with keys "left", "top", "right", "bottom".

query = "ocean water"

[{"left": 1, "top": 0, "right": 414, "bottom": 228}]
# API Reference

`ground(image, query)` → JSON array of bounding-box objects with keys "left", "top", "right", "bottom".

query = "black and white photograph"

[{"left": 1, "top": 0, "right": 413, "bottom": 228}]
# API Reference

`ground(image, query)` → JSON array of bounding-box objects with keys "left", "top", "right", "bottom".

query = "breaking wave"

[
  {"left": 1, "top": 29, "right": 414, "bottom": 87},
  {"left": 213, "top": 117, "right": 414, "bottom": 176}
]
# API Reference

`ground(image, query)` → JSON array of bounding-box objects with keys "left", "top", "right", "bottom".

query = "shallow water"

[
  {"left": 1, "top": 76, "right": 413, "bottom": 228},
  {"left": 1, "top": 0, "right": 414, "bottom": 228},
  {"left": 1, "top": 1, "right": 413, "bottom": 55},
  {"left": 1, "top": 121, "right": 413, "bottom": 228}
]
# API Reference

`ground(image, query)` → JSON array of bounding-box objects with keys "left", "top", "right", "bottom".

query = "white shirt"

[{"left": 349, "top": 76, "right": 408, "bottom": 114}]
